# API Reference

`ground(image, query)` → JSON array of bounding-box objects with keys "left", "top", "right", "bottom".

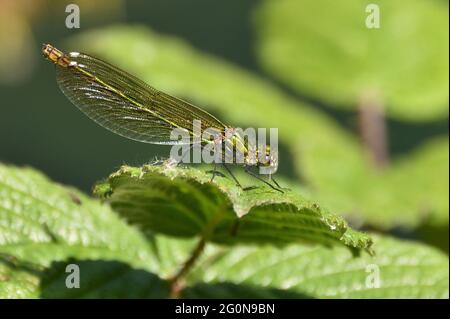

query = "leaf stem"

[
  {"left": 169, "top": 237, "right": 206, "bottom": 298},
  {"left": 168, "top": 205, "right": 227, "bottom": 297},
  {"left": 358, "top": 91, "right": 389, "bottom": 169}
]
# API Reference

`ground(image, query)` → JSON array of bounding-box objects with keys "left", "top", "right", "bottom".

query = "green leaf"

[
  {"left": 0, "top": 164, "right": 177, "bottom": 298},
  {"left": 0, "top": 164, "right": 448, "bottom": 298},
  {"left": 391, "top": 137, "right": 449, "bottom": 226},
  {"left": 183, "top": 234, "right": 449, "bottom": 298},
  {"left": 94, "top": 164, "right": 373, "bottom": 252},
  {"left": 306, "top": 137, "right": 449, "bottom": 230},
  {"left": 254, "top": 0, "right": 449, "bottom": 121}
]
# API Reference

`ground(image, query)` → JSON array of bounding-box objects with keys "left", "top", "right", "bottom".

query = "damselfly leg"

[
  {"left": 222, "top": 163, "right": 243, "bottom": 188},
  {"left": 207, "top": 163, "right": 226, "bottom": 182},
  {"left": 244, "top": 167, "right": 284, "bottom": 193}
]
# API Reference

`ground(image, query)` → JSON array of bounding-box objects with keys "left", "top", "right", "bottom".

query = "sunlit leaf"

[
  {"left": 0, "top": 164, "right": 177, "bottom": 298},
  {"left": 94, "top": 164, "right": 373, "bottom": 252},
  {"left": 184, "top": 235, "right": 449, "bottom": 299},
  {"left": 1, "top": 164, "right": 447, "bottom": 298}
]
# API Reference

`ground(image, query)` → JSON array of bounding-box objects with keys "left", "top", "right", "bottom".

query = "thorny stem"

[{"left": 358, "top": 91, "right": 389, "bottom": 169}]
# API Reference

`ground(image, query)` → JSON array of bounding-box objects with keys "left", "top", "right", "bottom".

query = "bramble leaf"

[
  {"left": 93, "top": 164, "right": 373, "bottom": 252},
  {"left": 0, "top": 164, "right": 448, "bottom": 298}
]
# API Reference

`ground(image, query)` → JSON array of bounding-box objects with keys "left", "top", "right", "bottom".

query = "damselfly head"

[{"left": 257, "top": 144, "right": 278, "bottom": 171}]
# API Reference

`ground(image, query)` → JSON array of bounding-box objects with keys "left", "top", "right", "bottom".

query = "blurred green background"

[{"left": 0, "top": 0, "right": 448, "bottom": 250}]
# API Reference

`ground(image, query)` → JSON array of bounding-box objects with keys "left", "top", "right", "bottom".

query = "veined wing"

[{"left": 55, "top": 50, "right": 226, "bottom": 145}]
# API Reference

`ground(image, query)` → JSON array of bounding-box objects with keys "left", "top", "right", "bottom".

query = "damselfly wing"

[{"left": 42, "top": 44, "right": 281, "bottom": 192}]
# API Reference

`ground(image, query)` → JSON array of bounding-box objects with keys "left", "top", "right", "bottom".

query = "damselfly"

[{"left": 42, "top": 44, "right": 282, "bottom": 192}]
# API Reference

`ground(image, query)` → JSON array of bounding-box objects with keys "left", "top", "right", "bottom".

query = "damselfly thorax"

[{"left": 194, "top": 126, "right": 278, "bottom": 168}]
